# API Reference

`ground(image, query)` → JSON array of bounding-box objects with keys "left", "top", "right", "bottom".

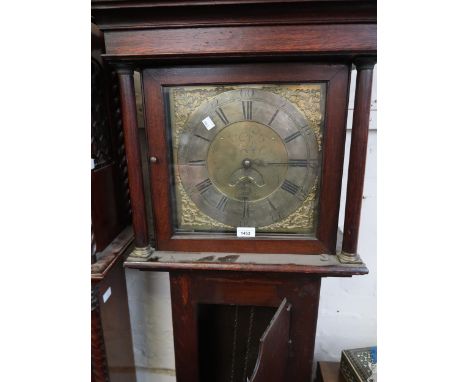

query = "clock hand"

[
  {"left": 251, "top": 159, "right": 305, "bottom": 166},
  {"left": 251, "top": 159, "right": 267, "bottom": 166},
  {"left": 265, "top": 160, "right": 318, "bottom": 168},
  {"left": 228, "top": 167, "right": 265, "bottom": 187}
]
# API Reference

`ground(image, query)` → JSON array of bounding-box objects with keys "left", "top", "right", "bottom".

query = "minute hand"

[{"left": 266, "top": 159, "right": 311, "bottom": 167}]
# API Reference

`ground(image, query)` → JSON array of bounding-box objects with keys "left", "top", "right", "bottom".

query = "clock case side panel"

[{"left": 142, "top": 63, "right": 350, "bottom": 254}]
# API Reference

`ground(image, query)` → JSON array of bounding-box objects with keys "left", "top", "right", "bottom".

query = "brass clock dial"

[{"left": 175, "top": 88, "right": 321, "bottom": 229}]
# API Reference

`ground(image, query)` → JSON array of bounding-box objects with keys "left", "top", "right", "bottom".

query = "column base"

[
  {"left": 128, "top": 245, "right": 155, "bottom": 260},
  {"left": 337, "top": 251, "right": 364, "bottom": 264}
]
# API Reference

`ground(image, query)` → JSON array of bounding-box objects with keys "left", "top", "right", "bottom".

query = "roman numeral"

[
  {"left": 195, "top": 178, "right": 212, "bottom": 194},
  {"left": 281, "top": 179, "right": 300, "bottom": 195},
  {"left": 310, "top": 159, "right": 319, "bottom": 170},
  {"left": 240, "top": 89, "right": 254, "bottom": 98},
  {"left": 215, "top": 108, "right": 229, "bottom": 125},
  {"left": 188, "top": 160, "right": 206, "bottom": 166},
  {"left": 242, "top": 199, "right": 249, "bottom": 218},
  {"left": 242, "top": 101, "right": 253, "bottom": 120},
  {"left": 267, "top": 198, "right": 277, "bottom": 212},
  {"left": 267, "top": 198, "right": 281, "bottom": 220},
  {"left": 284, "top": 131, "right": 302, "bottom": 143},
  {"left": 268, "top": 109, "right": 279, "bottom": 125},
  {"left": 288, "top": 159, "right": 309, "bottom": 167},
  {"left": 240, "top": 198, "right": 250, "bottom": 225},
  {"left": 216, "top": 195, "right": 228, "bottom": 211},
  {"left": 194, "top": 134, "right": 211, "bottom": 142},
  {"left": 300, "top": 124, "right": 312, "bottom": 135}
]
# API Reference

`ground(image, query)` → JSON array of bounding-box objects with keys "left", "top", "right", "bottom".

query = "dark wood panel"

[
  {"left": 91, "top": 164, "right": 120, "bottom": 251},
  {"left": 97, "top": 253, "right": 137, "bottom": 382},
  {"left": 249, "top": 299, "right": 291, "bottom": 382},
  {"left": 105, "top": 24, "right": 376, "bottom": 59},
  {"left": 170, "top": 272, "right": 200, "bottom": 382},
  {"left": 316, "top": 66, "right": 349, "bottom": 251},
  {"left": 342, "top": 59, "right": 375, "bottom": 256},
  {"left": 156, "top": 237, "right": 330, "bottom": 255},
  {"left": 169, "top": 271, "right": 322, "bottom": 382},
  {"left": 92, "top": 1, "right": 376, "bottom": 31},
  {"left": 117, "top": 69, "right": 150, "bottom": 248}
]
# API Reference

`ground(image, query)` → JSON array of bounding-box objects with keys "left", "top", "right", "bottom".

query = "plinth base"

[
  {"left": 127, "top": 245, "right": 156, "bottom": 261},
  {"left": 337, "top": 251, "right": 364, "bottom": 264}
]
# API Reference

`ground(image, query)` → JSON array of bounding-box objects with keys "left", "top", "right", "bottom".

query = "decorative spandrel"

[{"left": 164, "top": 83, "right": 326, "bottom": 235}]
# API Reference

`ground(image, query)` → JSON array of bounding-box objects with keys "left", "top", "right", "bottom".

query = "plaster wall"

[{"left": 125, "top": 66, "right": 377, "bottom": 381}]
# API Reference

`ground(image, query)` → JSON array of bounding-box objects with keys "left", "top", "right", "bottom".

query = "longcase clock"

[{"left": 92, "top": 1, "right": 376, "bottom": 381}]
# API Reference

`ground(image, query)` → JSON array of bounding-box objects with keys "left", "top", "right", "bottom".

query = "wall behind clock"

[{"left": 124, "top": 66, "right": 377, "bottom": 382}]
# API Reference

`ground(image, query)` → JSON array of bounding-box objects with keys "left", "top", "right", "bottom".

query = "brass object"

[
  {"left": 166, "top": 83, "right": 326, "bottom": 234},
  {"left": 260, "top": 176, "right": 318, "bottom": 233},
  {"left": 337, "top": 251, "right": 364, "bottom": 264},
  {"left": 130, "top": 245, "right": 156, "bottom": 259}
]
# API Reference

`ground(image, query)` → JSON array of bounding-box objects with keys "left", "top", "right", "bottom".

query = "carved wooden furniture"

[
  {"left": 91, "top": 23, "right": 136, "bottom": 382},
  {"left": 92, "top": 1, "right": 376, "bottom": 381},
  {"left": 92, "top": 229, "right": 136, "bottom": 382}
]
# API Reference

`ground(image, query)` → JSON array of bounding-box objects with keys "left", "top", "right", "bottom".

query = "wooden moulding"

[
  {"left": 91, "top": 0, "right": 376, "bottom": 32},
  {"left": 125, "top": 251, "right": 368, "bottom": 276},
  {"left": 103, "top": 24, "right": 376, "bottom": 60},
  {"left": 91, "top": 226, "right": 134, "bottom": 282}
]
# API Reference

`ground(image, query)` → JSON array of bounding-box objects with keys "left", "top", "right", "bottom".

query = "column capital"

[
  {"left": 112, "top": 62, "right": 135, "bottom": 75},
  {"left": 353, "top": 56, "right": 377, "bottom": 71}
]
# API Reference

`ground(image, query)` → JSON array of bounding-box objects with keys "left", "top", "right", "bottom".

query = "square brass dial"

[{"left": 164, "top": 83, "right": 326, "bottom": 236}]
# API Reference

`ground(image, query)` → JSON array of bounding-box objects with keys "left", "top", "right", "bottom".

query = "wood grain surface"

[
  {"left": 105, "top": 24, "right": 376, "bottom": 59},
  {"left": 342, "top": 59, "right": 376, "bottom": 255},
  {"left": 117, "top": 69, "right": 150, "bottom": 248}
]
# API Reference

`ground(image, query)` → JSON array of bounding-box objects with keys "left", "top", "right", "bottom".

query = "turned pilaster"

[
  {"left": 115, "top": 65, "right": 154, "bottom": 258},
  {"left": 339, "top": 57, "right": 376, "bottom": 264}
]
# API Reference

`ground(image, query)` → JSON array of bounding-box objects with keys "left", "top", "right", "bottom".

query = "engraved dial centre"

[{"left": 207, "top": 121, "right": 288, "bottom": 202}]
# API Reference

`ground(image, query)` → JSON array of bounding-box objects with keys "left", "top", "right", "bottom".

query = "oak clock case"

[{"left": 143, "top": 64, "right": 350, "bottom": 254}]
